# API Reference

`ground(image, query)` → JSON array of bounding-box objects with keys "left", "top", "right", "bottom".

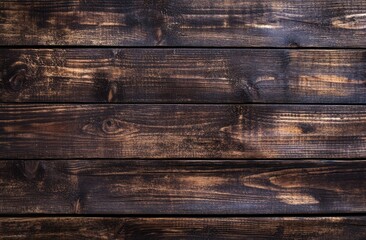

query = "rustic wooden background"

[{"left": 1, "top": 0, "right": 366, "bottom": 239}]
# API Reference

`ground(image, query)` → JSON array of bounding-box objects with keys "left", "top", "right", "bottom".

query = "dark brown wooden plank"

[
  {"left": 2, "top": 104, "right": 366, "bottom": 159},
  {"left": 1, "top": 0, "right": 366, "bottom": 47},
  {"left": 1, "top": 49, "right": 366, "bottom": 103},
  {"left": 1, "top": 217, "right": 366, "bottom": 239},
  {"left": 1, "top": 160, "right": 366, "bottom": 214}
]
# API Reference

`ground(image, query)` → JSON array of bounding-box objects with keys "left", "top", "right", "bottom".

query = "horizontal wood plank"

[
  {"left": 1, "top": 160, "right": 366, "bottom": 214},
  {"left": 2, "top": 104, "right": 366, "bottom": 159},
  {"left": 1, "top": 217, "right": 366, "bottom": 239},
  {"left": 1, "top": 0, "right": 366, "bottom": 47},
  {"left": 1, "top": 49, "right": 366, "bottom": 103}
]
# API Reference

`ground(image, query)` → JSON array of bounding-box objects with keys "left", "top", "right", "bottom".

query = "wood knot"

[
  {"left": 92, "top": 75, "right": 123, "bottom": 103},
  {"left": 289, "top": 41, "right": 300, "bottom": 48},
  {"left": 230, "top": 105, "right": 248, "bottom": 116},
  {"left": 146, "top": 9, "right": 166, "bottom": 45},
  {"left": 142, "top": 0, "right": 169, "bottom": 45},
  {"left": 298, "top": 123, "right": 316, "bottom": 134},
  {"left": 102, "top": 118, "right": 123, "bottom": 134},
  {"left": 83, "top": 117, "right": 138, "bottom": 137},
  {"left": 73, "top": 198, "right": 82, "bottom": 214},
  {"left": 8, "top": 69, "right": 26, "bottom": 91},
  {"left": 154, "top": 27, "right": 164, "bottom": 45},
  {"left": 14, "top": 160, "right": 44, "bottom": 180},
  {"left": 107, "top": 81, "right": 118, "bottom": 103}
]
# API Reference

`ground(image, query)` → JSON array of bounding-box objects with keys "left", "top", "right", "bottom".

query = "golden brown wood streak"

[
  {"left": 1, "top": 49, "right": 366, "bottom": 103},
  {"left": 1, "top": 0, "right": 366, "bottom": 46}
]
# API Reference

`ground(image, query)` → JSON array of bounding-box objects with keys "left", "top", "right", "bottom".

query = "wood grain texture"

[
  {"left": 1, "top": 217, "right": 366, "bottom": 239},
  {"left": 1, "top": 0, "right": 366, "bottom": 47},
  {"left": 1, "top": 49, "right": 366, "bottom": 103},
  {"left": 1, "top": 160, "right": 366, "bottom": 214},
  {"left": 2, "top": 104, "right": 366, "bottom": 159}
]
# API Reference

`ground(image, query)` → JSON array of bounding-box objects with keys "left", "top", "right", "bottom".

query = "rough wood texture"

[
  {"left": 2, "top": 0, "right": 365, "bottom": 235},
  {"left": 1, "top": 0, "right": 366, "bottom": 47},
  {"left": 1, "top": 217, "right": 366, "bottom": 239},
  {"left": 1, "top": 49, "right": 366, "bottom": 103},
  {"left": 2, "top": 104, "right": 366, "bottom": 159},
  {"left": 1, "top": 160, "right": 366, "bottom": 214}
]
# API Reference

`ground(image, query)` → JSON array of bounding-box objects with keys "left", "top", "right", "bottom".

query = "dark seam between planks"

[
  {"left": 3, "top": 102, "right": 366, "bottom": 105},
  {"left": 1, "top": 158, "right": 366, "bottom": 161},
  {"left": 2, "top": 46, "right": 366, "bottom": 50},
  {"left": 2, "top": 213, "right": 366, "bottom": 218}
]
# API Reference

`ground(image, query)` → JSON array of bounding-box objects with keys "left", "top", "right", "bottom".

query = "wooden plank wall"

[{"left": 1, "top": 0, "right": 366, "bottom": 239}]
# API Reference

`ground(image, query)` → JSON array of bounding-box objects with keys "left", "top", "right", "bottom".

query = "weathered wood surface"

[
  {"left": 1, "top": 49, "right": 366, "bottom": 103},
  {"left": 2, "top": 0, "right": 366, "bottom": 236},
  {"left": 1, "top": 0, "right": 366, "bottom": 47},
  {"left": 1, "top": 217, "right": 366, "bottom": 239},
  {"left": 1, "top": 160, "right": 366, "bottom": 214},
  {"left": 2, "top": 104, "right": 366, "bottom": 159}
]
